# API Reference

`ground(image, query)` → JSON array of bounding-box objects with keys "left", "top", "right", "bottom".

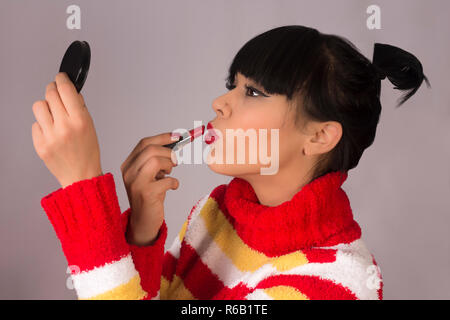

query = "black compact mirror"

[{"left": 59, "top": 40, "right": 91, "bottom": 93}]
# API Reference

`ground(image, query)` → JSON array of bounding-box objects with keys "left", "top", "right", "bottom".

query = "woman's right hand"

[{"left": 121, "top": 132, "right": 180, "bottom": 246}]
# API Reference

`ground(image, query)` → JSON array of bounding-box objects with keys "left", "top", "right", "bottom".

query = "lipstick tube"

[{"left": 163, "top": 125, "right": 205, "bottom": 152}]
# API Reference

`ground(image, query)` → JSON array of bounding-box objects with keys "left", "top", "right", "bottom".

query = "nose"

[{"left": 211, "top": 93, "right": 231, "bottom": 118}]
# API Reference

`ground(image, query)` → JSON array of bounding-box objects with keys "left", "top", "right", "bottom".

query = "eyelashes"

[{"left": 225, "top": 82, "right": 267, "bottom": 97}]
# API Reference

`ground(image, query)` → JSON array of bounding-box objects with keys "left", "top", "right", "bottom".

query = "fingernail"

[
  {"left": 171, "top": 132, "right": 182, "bottom": 142},
  {"left": 171, "top": 151, "right": 178, "bottom": 166}
]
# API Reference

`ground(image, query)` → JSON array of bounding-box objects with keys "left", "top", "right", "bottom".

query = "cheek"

[
  {"left": 275, "top": 128, "right": 304, "bottom": 163},
  {"left": 241, "top": 107, "right": 281, "bottom": 130}
]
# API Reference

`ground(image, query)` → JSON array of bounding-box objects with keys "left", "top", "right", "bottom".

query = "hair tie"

[{"left": 372, "top": 43, "right": 388, "bottom": 80}]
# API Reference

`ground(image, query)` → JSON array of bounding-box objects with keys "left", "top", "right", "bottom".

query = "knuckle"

[
  {"left": 123, "top": 169, "right": 131, "bottom": 185},
  {"left": 149, "top": 156, "right": 161, "bottom": 169},
  {"left": 45, "top": 84, "right": 57, "bottom": 100},
  {"left": 58, "top": 81, "right": 72, "bottom": 93},
  {"left": 32, "top": 100, "right": 44, "bottom": 112},
  {"left": 144, "top": 144, "right": 157, "bottom": 156},
  {"left": 142, "top": 158, "right": 158, "bottom": 175},
  {"left": 55, "top": 126, "right": 72, "bottom": 142},
  {"left": 59, "top": 124, "right": 71, "bottom": 136},
  {"left": 72, "top": 118, "right": 87, "bottom": 131},
  {"left": 138, "top": 137, "right": 148, "bottom": 148},
  {"left": 37, "top": 145, "right": 50, "bottom": 159},
  {"left": 39, "top": 150, "right": 51, "bottom": 161}
]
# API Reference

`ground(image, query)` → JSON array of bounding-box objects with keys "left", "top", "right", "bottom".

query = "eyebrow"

[
  {"left": 238, "top": 75, "right": 266, "bottom": 93},
  {"left": 247, "top": 80, "right": 264, "bottom": 90}
]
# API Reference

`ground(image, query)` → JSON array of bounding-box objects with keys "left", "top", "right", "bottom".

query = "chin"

[
  {"left": 206, "top": 161, "right": 261, "bottom": 178},
  {"left": 205, "top": 144, "right": 262, "bottom": 177}
]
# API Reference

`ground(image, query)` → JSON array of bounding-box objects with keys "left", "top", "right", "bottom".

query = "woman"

[{"left": 32, "top": 25, "right": 429, "bottom": 300}]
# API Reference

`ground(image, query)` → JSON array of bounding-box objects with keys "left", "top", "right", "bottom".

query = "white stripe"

[
  {"left": 183, "top": 199, "right": 248, "bottom": 288},
  {"left": 165, "top": 194, "right": 210, "bottom": 261},
  {"left": 279, "top": 239, "right": 381, "bottom": 299},
  {"left": 71, "top": 253, "right": 138, "bottom": 299},
  {"left": 167, "top": 236, "right": 182, "bottom": 259},
  {"left": 188, "top": 193, "right": 211, "bottom": 223},
  {"left": 167, "top": 193, "right": 210, "bottom": 260},
  {"left": 245, "top": 289, "right": 274, "bottom": 300}
]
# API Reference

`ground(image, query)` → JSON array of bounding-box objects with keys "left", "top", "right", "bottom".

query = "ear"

[{"left": 304, "top": 121, "right": 342, "bottom": 156}]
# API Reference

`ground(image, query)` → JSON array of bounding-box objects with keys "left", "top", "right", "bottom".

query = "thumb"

[{"left": 160, "top": 176, "right": 179, "bottom": 191}]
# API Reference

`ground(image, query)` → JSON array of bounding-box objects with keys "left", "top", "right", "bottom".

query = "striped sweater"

[{"left": 41, "top": 170, "right": 383, "bottom": 300}]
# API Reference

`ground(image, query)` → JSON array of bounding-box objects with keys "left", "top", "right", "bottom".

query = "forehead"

[{"left": 236, "top": 72, "right": 262, "bottom": 88}]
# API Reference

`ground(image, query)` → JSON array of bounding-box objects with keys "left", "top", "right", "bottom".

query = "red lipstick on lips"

[{"left": 205, "top": 122, "right": 217, "bottom": 145}]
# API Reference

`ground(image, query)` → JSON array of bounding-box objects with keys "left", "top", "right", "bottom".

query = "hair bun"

[{"left": 372, "top": 43, "right": 430, "bottom": 106}]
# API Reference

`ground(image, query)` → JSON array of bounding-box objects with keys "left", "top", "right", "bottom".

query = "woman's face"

[{"left": 206, "top": 72, "right": 308, "bottom": 178}]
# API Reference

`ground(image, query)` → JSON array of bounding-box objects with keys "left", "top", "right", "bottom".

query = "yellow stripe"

[
  {"left": 178, "top": 220, "right": 188, "bottom": 242},
  {"left": 160, "top": 275, "right": 170, "bottom": 299},
  {"left": 200, "top": 197, "right": 309, "bottom": 272},
  {"left": 83, "top": 274, "right": 147, "bottom": 300},
  {"left": 160, "top": 274, "right": 196, "bottom": 300},
  {"left": 264, "top": 285, "right": 309, "bottom": 300},
  {"left": 270, "top": 251, "right": 309, "bottom": 272}
]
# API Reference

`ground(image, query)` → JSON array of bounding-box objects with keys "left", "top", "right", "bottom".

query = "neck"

[{"left": 239, "top": 160, "right": 314, "bottom": 207}]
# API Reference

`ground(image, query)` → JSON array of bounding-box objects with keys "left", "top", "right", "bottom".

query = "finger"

[
  {"left": 126, "top": 144, "right": 175, "bottom": 174},
  {"left": 155, "top": 176, "right": 180, "bottom": 192},
  {"left": 126, "top": 155, "right": 175, "bottom": 186},
  {"left": 154, "top": 176, "right": 179, "bottom": 192},
  {"left": 32, "top": 100, "right": 53, "bottom": 133},
  {"left": 45, "top": 81, "right": 69, "bottom": 122},
  {"left": 122, "top": 132, "right": 179, "bottom": 173},
  {"left": 31, "top": 121, "right": 45, "bottom": 154},
  {"left": 136, "top": 175, "right": 179, "bottom": 198},
  {"left": 54, "top": 72, "right": 84, "bottom": 117},
  {"left": 128, "top": 132, "right": 180, "bottom": 163}
]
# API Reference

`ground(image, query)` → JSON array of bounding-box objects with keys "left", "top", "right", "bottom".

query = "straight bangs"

[{"left": 224, "top": 25, "right": 324, "bottom": 101}]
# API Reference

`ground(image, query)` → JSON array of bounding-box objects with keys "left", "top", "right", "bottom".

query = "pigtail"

[{"left": 372, "top": 43, "right": 431, "bottom": 107}]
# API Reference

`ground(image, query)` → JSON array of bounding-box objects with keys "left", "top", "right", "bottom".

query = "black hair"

[{"left": 224, "top": 25, "right": 430, "bottom": 181}]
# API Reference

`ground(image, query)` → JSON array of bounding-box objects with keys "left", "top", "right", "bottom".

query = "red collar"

[{"left": 212, "top": 171, "right": 361, "bottom": 257}]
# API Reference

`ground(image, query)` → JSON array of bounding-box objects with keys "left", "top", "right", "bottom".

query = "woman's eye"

[
  {"left": 225, "top": 83, "right": 265, "bottom": 98},
  {"left": 245, "top": 86, "right": 259, "bottom": 97}
]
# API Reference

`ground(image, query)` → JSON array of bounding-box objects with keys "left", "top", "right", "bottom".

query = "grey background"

[{"left": 0, "top": 0, "right": 448, "bottom": 299}]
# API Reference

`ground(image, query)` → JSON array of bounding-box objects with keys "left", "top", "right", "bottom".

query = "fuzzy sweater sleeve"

[
  {"left": 119, "top": 208, "right": 168, "bottom": 300},
  {"left": 41, "top": 172, "right": 167, "bottom": 300},
  {"left": 120, "top": 195, "right": 207, "bottom": 300}
]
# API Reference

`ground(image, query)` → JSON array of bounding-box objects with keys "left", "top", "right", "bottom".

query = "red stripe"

[
  {"left": 162, "top": 251, "right": 177, "bottom": 282},
  {"left": 256, "top": 274, "right": 358, "bottom": 300},
  {"left": 209, "top": 184, "right": 238, "bottom": 227},
  {"left": 127, "top": 220, "right": 168, "bottom": 299},
  {"left": 174, "top": 240, "right": 225, "bottom": 299},
  {"left": 302, "top": 248, "right": 337, "bottom": 263},
  {"left": 212, "top": 282, "right": 253, "bottom": 300}
]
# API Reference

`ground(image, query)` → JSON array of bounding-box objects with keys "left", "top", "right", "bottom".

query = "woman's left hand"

[{"left": 31, "top": 72, "right": 103, "bottom": 188}]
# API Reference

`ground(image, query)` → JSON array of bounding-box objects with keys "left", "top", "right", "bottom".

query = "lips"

[{"left": 205, "top": 122, "right": 219, "bottom": 145}]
